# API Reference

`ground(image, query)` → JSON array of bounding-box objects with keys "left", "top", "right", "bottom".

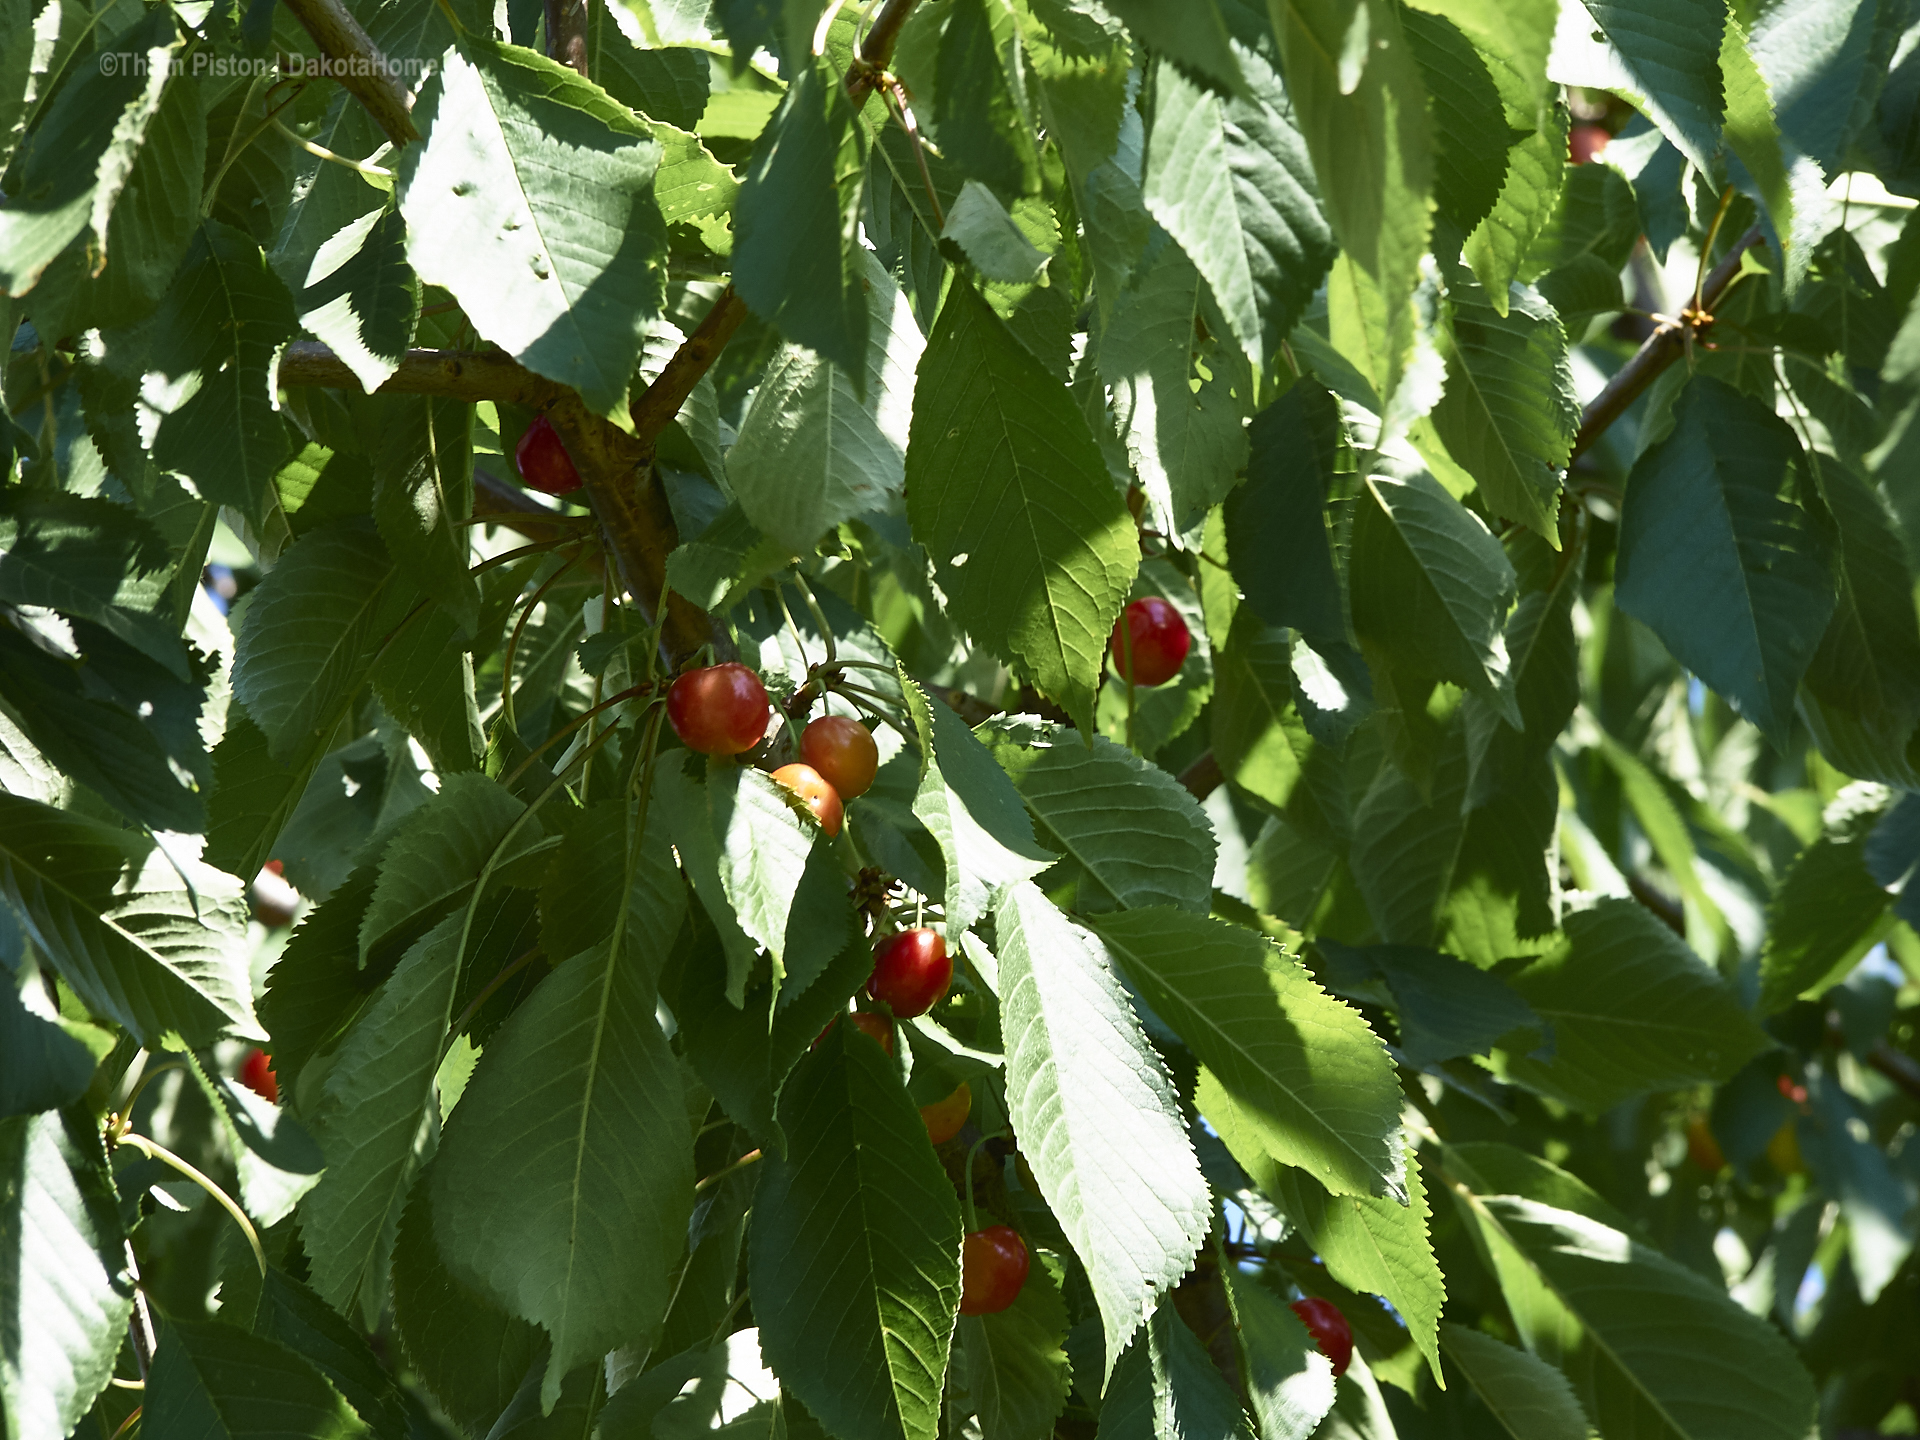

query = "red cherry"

[
  {"left": 263, "top": 859, "right": 285, "bottom": 875},
  {"left": 239, "top": 1048, "right": 279, "bottom": 1105},
  {"left": 667, "top": 663, "right": 772, "bottom": 755},
  {"left": 1569, "top": 123, "right": 1610, "bottom": 165},
  {"left": 800, "top": 716, "right": 879, "bottom": 800},
  {"left": 251, "top": 864, "right": 299, "bottom": 928},
  {"left": 812, "top": 1011, "right": 894, "bottom": 1054},
  {"left": 1290, "top": 1297, "right": 1352, "bottom": 1377},
  {"left": 514, "top": 414, "right": 582, "bottom": 495},
  {"left": 770, "top": 763, "right": 844, "bottom": 837},
  {"left": 1109, "top": 597, "right": 1191, "bottom": 686},
  {"left": 960, "top": 1226, "right": 1029, "bottom": 1315},
  {"left": 867, "top": 929, "right": 951, "bottom": 1018}
]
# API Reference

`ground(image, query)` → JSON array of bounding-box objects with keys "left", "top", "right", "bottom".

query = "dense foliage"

[{"left": 4, "top": 0, "right": 1920, "bottom": 1437}]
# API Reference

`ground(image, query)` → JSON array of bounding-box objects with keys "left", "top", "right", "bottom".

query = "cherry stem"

[
  {"left": 791, "top": 572, "right": 838, "bottom": 667},
  {"left": 695, "top": 1148, "right": 763, "bottom": 1191},
  {"left": 499, "top": 547, "right": 588, "bottom": 736},
  {"left": 961, "top": 1132, "right": 1001, "bottom": 1233},
  {"left": 500, "top": 684, "right": 661, "bottom": 789},
  {"left": 112, "top": 1132, "right": 265, "bottom": 1276},
  {"left": 467, "top": 535, "right": 582, "bottom": 575}
]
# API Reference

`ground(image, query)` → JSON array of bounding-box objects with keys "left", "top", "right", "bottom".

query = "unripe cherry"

[
  {"left": 667, "top": 663, "right": 771, "bottom": 755},
  {"left": 867, "top": 928, "right": 951, "bottom": 1018},
  {"left": 960, "top": 1226, "right": 1029, "bottom": 1314},
  {"left": 1109, "top": 597, "right": 1191, "bottom": 686},
  {"left": 770, "top": 762, "right": 844, "bottom": 837},
  {"left": 920, "top": 1081, "right": 971, "bottom": 1145},
  {"left": 800, "top": 715, "right": 880, "bottom": 800},
  {"left": 514, "top": 414, "right": 582, "bottom": 495}
]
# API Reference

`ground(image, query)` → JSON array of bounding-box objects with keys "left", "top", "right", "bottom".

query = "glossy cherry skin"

[
  {"left": 1109, "top": 597, "right": 1191, "bottom": 686},
  {"left": 239, "top": 1048, "right": 279, "bottom": 1105},
  {"left": 800, "top": 716, "right": 880, "bottom": 800},
  {"left": 514, "top": 414, "right": 582, "bottom": 495},
  {"left": 1290, "top": 1297, "right": 1353, "bottom": 1377},
  {"left": 920, "top": 1081, "right": 971, "bottom": 1145},
  {"left": 770, "top": 763, "right": 844, "bottom": 837},
  {"left": 960, "top": 1226, "right": 1030, "bottom": 1315},
  {"left": 668, "top": 664, "right": 772, "bottom": 755},
  {"left": 867, "top": 928, "right": 951, "bottom": 1018},
  {"left": 1569, "top": 123, "right": 1610, "bottom": 165}
]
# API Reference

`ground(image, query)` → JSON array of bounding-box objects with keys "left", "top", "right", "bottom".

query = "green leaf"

[
  {"left": 358, "top": 772, "right": 537, "bottom": 963},
  {"left": 192, "top": 1058, "right": 324, "bottom": 1230},
  {"left": 1348, "top": 725, "right": 1471, "bottom": 944},
  {"left": 300, "top": 911, "right": 462, "bottom": 1326},
  {"left": 988, "top": 722, "right": 1216, "bottom": 914},
  {"left": 732, "top": 60, "right": 868, "bottom": 375},
  {"left": 392, "top": 1173, "right": 543, "bottom": 1434},
  {"left": 1315, "top": 940, "right": 1539, "bottom": 1070},
  {"left": 1210, "top": 610, "right": 1319, "bottom": 817},
  {"left": 231, "top": 520, "right": 395, "bottom": 765},
  {"left": 0, "top": 962, "right": 110, "bottom": 1119},
  {"left": 1800, "top": 459, "right": 1920, "bottom": 785},
  {"left": 0, "top": 794, "right": 259, "bottom": 1047},
  {"left": 749, "top": 1017, "right": 961, "bottom": 1440},
  {"left": 934, "top": 0, "right": 1041, "bottom": 202},
  {"left": 1092, "top": 908, "right": 1403, "bottom": 1200},
  {"left": 905, "top": 280, "right": 1138, "bottom": 731},
  {"left": 144, "top": 1317, "right": 369, "bottom": 1440},
  {"left": 899, "top": 681, "right": 1055, "bottom": 938},
  {"left": 399, "top": 37, "right": 666, "bottom": 415},
  {"left": 539, "top": 799, "right": 689, "bottom": 974},
  {"left": 952, "top": 1255, "right": 1073, "bottom": 1440},
  {"left": 1447, "top": 1147, "right": 1818, "bottom": 1440},
  {"left": 1104, "top": 0, "right": 1244, "bottom": 93},
  {"left": 1221, "top": 1269, "right": 1338, "bottom": 1440},
  {"left": 1350, "top": 470, "right": 1519, "bottom": 724},
  {"left": 1140, "top": 49, "right": 1335, "bottom": 372},
  {"left": 271, "top": 94, "right": 387, "bottom": 303},
  {"left": 655, "top": 758, "right": 761, "bottom": 1006},
  {"left": 1094, "top": 230, "right": 1252, "bottom": 533},
  {"left": 1437, "top": 1324, "right": 1590, "bottom": 1440},
  {"left": 729, "top": 253, "right": 923, "bottom": 554},
  {"left": 433, "top": 921, "right": 692, "bottom": 1410},
  {"left": 1616, "top": 377, "right": 1835, "bottom": 747},
  {"left": 594, "top": 36, "right": 711, "bottom": 131},
  {"left": 1098, "top": 1302, "right": 1257, "bottom": 1440},
  {"left": 1427, "top": 258, "right": 1577, "bottom": 541},
  {"left": 0, "top": 1107, "right": 132, "bottom": 1440},
  {"left": 1554, "top": 0, "right": 1726, "bottom": 171},
  {"left": 143, "top": 221, "right": 298, "bottom": 530},
  {"left": 1758, "top": 787, "right": 1893, "bottom": 1011},
  {"left": 0, "top": 490, "right": 190, "bottom": 679},
  {"left": 1269, "top": 0, "right": 1433, "bottom": 382},
  {"left": 1401, "top": 10, "right": 1518, "bottom": 236},
  {"left": 368, "top": 607, "right": 486, "bottom": 776},
  {"left": 708, "top": 761, "right": 821, "bottom": 988},
  {"left": 995, "top": 882, "right": 1212, "bottom": 1373},
  {"left": 1500, "top": 898, "right": 1770, "bottom": 1112},
  {"left": 1226, "top": 378, "right": 1345, "bottom": 645},
  {"left": 369, "top": 397, "right": 478, "bottom": 637},
  {"left": 0, "top": 10, "right": 178, "bottom": 296},
  {"left": 298, "top": 206, "right": 420, "bottom": 394},
  {"left": 944, "top": 180, "right": 1050, "bottom": 283}
]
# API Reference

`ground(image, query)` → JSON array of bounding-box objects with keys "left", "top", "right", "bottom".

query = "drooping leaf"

[
  {"left": 1401, "top": 9, "right": 1518, "bottom": 237},
  {"left": 142, "top": 221, "right": 297, "bottom": 530},
  {"left": 433, "top": 852, "right": 691, "bottom": 1409},
  {"left": 1222, "top": 1268, "right": 1338, "bottom": 1440},
  {"left": 0, "top": 964, "right": 109, "bottom": 1119},
  {"left": 1225, "top": 377, "right": 1346, "bottom": 646},
  {"left": 1437, "top": 1324, "right": 1590, "bottom": 1440},
  {"left": 0, "top": 794, "right": 260, "bottom": 1048},
  {"left": 1758, "top": 786, "right": 1893, "bottom": 1011},
  {"left": 0, "top": 1107, "right": 132, "bottom": 1440},
  {"left": 1140, "top": 48, "right": 1335, "bottom": 372},
  {"left": 143, "top": 1317, "right": 369, "bottom": 1440},
  {"left": 995, "top": 883, "right": 1212, "bottom": 1373},
  {"left": 729, "top": 253, "right": 923, "bottom": 555},
  {"left": 370, "top": 396, "right": 478, "bottom": 637},
  {"left": 1314, "top": 940, "right": 1539, "bottom": 1070},
  {"left": 1093, "top": 907, "right": 1404, "bottom": 1200},
  {"left": 749, "top": 1017, "right": 961, "bottom": 1440},
  {"left": 709, "top": 761, "right": 820, "bottom": 989},
  {"left": 905, "top": 280, "right": 1138, "bottom": 731},
  {"left": 989, "top": 723, "right": 1216, "bottom": 914},
  {"left": 1097, "top": 1302, "right": 1258, "bottom": 1440},
  {"left": 1209, "top": 610, "right": 1319, "bottom": 818},
  {"left": 399, "top": 37, "right": 666, "bottom": 415},
  {"left": 1616, "top": 377, "right": 1835, "bottom": 747},
  {"left": 1500, "top": 899, "right": 1771, "bottom": 1112}
]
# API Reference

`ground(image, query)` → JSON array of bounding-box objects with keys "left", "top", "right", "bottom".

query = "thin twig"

[{"left": 113, "top": 1133, "right": 266, "bottom": 1276}]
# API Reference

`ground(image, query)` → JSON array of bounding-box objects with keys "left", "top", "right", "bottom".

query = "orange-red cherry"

[
  {"left": 239, "top": 1048, "right": 279, "bottom": 1105},
  {"left": 800, "top": 716, "right": 879, "bottom": 800},
  {"left": 920, "top": 1081, "right": 971, "bottom": 1145},
  {"left": 668, "top": 663, "right": 771, "bottom": 755},
  {"left": 771, "top": 763, "right": 844, "bottom": 837},
  {"left": 1290, "top": 1297, "right": 1352, "bottom": 1377},
  {"left": 813, "top": 1011, "right": 894, "bottom": 1054},
  {"left": 1109, "top": 597, "right": 1191, "bottom": 686},
  {"left": 960, "top": 1226, "right": 1029, "bottom": 1314},
  {"left": 867, "top": 929, "right": 951, "bottom": 1018},
  {"left": 514, "top": 414, "right": 582, "bottom": 495},
  {"left": 1569, "top": 123, "right": 1610, "bottom": 165}
]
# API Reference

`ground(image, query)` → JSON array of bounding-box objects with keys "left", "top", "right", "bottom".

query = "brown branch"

[
  {"left": 280, "top": 343, "right": 566, "bottom": 406},
  {"left": 278, "top": 0, "right": 419, "bottom": 147},
  {"left": 1568, "top": 223, "right": 1768, "bottom": 464},
  {"left": 1179, "top": 750, "right": 1222, "bottom": 802},
  {"left": 544, "top": 0, "right": 589, "bottom": 76}
]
